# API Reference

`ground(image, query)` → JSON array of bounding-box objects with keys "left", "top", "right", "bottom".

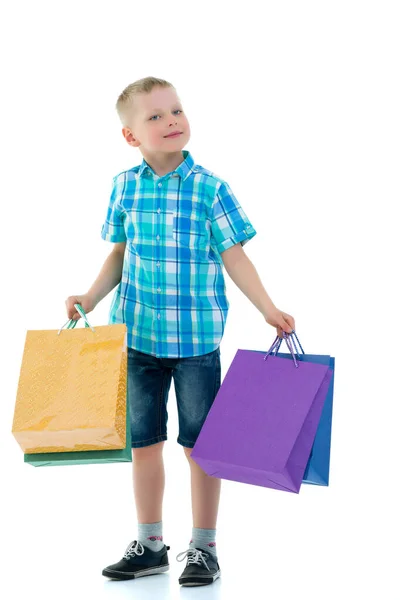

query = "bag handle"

[
  {"left": 272, "top": 330, "right": 304, "bottom": 356},
  {"left": 57, "top": 303, "right": 95, "bottom": 336},
  {"left": 264, "top": 331, "right": 304, "bottom": 368}
]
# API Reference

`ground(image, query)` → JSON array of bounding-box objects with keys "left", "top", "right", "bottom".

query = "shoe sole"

[
  {"left": 179, "top": 569, "right": 221, "bottom": 586},
  {"left": 102, "top": 564, "right": 169, "bottom": 580}
]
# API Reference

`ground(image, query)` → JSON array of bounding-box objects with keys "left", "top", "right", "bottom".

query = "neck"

[{"left": 142, "top": 150, "right": 185, "bottom": 177}]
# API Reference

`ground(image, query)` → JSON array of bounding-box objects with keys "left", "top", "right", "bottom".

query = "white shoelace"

[
  {"left": 123, "top": 541, "right": 145, "bottom": 559},
  {"left": 176, "top": 549, "right": 211, "bottom": 571}
]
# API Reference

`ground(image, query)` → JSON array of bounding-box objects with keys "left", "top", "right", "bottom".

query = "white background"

[{"left": 1, "top": 1, "right": 399, "bottom": 599}]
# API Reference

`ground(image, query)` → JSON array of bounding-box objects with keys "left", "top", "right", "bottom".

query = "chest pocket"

[{"left": 172, "top": 211, "right": 208, "bottom": 251}]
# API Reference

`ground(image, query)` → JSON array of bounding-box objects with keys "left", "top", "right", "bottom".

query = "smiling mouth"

[{"left": 164, "top": 132, "right": 182, "bottom": 138}]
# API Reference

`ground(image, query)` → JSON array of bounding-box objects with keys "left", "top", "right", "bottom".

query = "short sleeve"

[
  {"left": 210, "top": 180, "right": 257, "bottom": 254},
  {"left": 101, "top": 175, "right": 127, "bottom": 243}
]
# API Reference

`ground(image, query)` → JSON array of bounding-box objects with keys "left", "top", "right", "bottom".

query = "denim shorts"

[{"left": 127, "top": 346, "right": 221, "bottom": 448}]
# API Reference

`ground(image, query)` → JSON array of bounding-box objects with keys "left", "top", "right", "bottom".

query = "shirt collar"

[{"left": 138, "top": 150, "right": 196, "bottom": 182}]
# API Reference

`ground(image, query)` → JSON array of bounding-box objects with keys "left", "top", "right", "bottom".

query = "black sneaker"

[
  {"left": 102, "top": 540, "right": 170, "bottom": 580},
  {"left": 176, "top": 547, "right": 221, "bottom": 586}
]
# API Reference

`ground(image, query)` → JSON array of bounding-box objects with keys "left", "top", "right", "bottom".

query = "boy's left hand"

[{"left": 265, "top": 308, "right": 296, "bottom": 339}]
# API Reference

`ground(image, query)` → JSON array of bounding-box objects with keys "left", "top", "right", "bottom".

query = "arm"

[
  {"left": 221, "top": 243, "right": 295, "bottom": 336},
  {"left": 87, "top": 241, "right": 126, "bottom": 307}
]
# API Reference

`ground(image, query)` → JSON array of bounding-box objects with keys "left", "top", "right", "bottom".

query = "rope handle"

[{"left": 57, "top": 303, "right": 95, "bottom": 336}]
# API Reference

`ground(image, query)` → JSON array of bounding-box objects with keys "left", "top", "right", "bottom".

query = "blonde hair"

[{"left": 116, "top": 76, "right": 175, "bottom": 127}]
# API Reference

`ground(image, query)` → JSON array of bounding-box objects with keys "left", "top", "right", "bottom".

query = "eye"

[{"left": 149, "top": 109, "right": 182, "bottom": 121}]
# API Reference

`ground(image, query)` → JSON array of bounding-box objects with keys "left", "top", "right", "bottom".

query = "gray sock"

[
  {"left": 189, "top": 527, "right": 217, "bottom": 559},
  {"left": 137, "top": 521, "right": 164, "bottom": 551}
]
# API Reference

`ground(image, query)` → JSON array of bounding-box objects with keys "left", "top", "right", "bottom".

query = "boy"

[{"left": 65, "top": 76, "right": 295, "bottom": 587}]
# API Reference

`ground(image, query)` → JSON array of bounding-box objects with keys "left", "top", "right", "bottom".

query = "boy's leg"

[
  {"left": 102, "top": 351, "right": 172, "bottom": 579},
  {"left": 183, "top": 445, "right": 221, "bottom": 530},
  {"left": 174, "top": 348, "right": 222, "bottom": 588},
  {"left": 127, "top": 348, "right": 173, "bottom": 526},
  {"left": 174, "top": 348, "right": 222, "bottom": 530},
  {"left": 132, "top": 442, "right": 165, "bottom": 523}
]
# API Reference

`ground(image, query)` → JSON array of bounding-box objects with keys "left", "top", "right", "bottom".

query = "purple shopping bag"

[{"left": 191, "top": 333, "right": 333, "bottom": 493}]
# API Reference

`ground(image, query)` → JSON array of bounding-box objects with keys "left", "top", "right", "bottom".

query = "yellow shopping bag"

[{"left": 12, "top": 304, "right": 127, "bottom": 456}]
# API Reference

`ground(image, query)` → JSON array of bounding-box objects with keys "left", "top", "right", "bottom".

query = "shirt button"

[
  {"left": 156, "top": 262, "right": 161, "bottom": 268},
  {"left": 157, "top": 208, "right": 161, "bottom": 214},
  {"left": 156, "top": 235, "right": 160, "bottom": 241},
  {"left": 157, "top": 314, "right": 161, "bottom": 320},
  {"left": 157, "top": 287, "right": 162, "bottom": 293},
  {"left": 158, "top": 183, "right": 162, "bottom": 188}
]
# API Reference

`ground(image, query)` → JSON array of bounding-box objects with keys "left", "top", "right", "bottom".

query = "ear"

[{"left": 122, "top": 127, "right": 141, "bottom": 147}]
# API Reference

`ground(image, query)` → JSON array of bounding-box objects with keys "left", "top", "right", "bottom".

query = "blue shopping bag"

[{"left": 269, "top": 333, "right": 335, "bottom": 486}]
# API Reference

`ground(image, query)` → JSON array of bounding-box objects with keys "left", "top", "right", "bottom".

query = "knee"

[
  {"left": 183, "top": 446, "right": 193, "bottom": 459},
  {"left": 132, "top": 441, "right": 165, "bottom": 459}
]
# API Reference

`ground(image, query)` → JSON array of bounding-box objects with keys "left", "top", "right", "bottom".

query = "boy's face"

[{"left": 122, "top": 86, "right": 191, "bottom": 154}]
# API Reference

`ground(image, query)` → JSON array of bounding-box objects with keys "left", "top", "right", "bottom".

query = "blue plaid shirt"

[{"left": 101, "top": 150, "right": 257, "bottom": 357}]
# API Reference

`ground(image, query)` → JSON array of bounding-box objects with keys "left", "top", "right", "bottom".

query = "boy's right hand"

[{"left": 65, "top": 294, "right": 96, "bottom": 322}]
